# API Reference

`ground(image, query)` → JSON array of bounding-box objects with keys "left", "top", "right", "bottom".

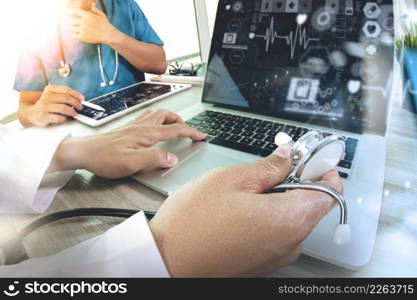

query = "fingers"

[
  {"left": 35, "top": 86, "right": 84, "bottom": 126},
  {"left": 67, "top": 8, "right": 89, "bottom": 19},
  {"left": 48, "top": 104, "right": 77, "bottom": 118},
  {"left": 90, "top": 2, "right": 105, "bottom": 15},
  {"left": 70, "top": 17, "right": 82, "bottom": 26},
  {"left": 158, "top": 110, "right": 184, "bottom": 125},
  {"left": 269, "top": 169, "right": 342, "bottom": 215},
  {"left": 129, "top": 147, "right": 179, "bottom": 171},
  {"left": 316, "top": 169, "right": 344, "bottom": 195},
  {"left": 301, "top": 169, "right": 343, "bottom": 219},
  {"left": 134, "top": 109, "right": 184, "bottom": 126},
  {"left": 71, "top": 32, "right": 82, "bottom": 41},
  {"left": 69, "top": 15, "right": 83, "bottom": 36},
  {"left": 261, "top": 170, "right": 343, "bottom": 242},
  {"left": 50, "top": 94, "right": 84, "bottom": 110},
  {"left": 44, "top": 85, "right": 84, "bottom": 109},
  {"left": 136, "top": 124, "right": 207, "bottom": 146},
  {"left": 134, "top": 109, "right": 155, "bottom": 122},
  {"left": 47, "top": 114, "right": 67, "bottom": 125},
  {"left": 45, "top": 85, "right": 84, "bottom": 100},
  {"left": 221, "top": 145, "right": 293, "bottom": 193}
]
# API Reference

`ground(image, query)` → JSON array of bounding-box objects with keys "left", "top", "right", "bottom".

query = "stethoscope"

[
  {"left": 57, "top": 0, "right": 119, "bottom": 88},
  {"left": 271, "top": 131, "right": 351, "bottom": 245}
]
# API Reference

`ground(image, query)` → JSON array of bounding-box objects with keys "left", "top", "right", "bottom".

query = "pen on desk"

[{"left": 81, "top": 101, "right": 106, "bottom": 112}]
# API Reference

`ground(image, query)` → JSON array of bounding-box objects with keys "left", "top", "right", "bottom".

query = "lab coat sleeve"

[
  {"left": 0, "top": 211, "right": 170, "bottom": 278},
  {"left": 0, "top": 125, "right": 74, "bottom": 214}
]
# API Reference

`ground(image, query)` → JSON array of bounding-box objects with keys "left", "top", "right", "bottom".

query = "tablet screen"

[{"left": 77, "top": 83, "right": 173, "bottom": 121}]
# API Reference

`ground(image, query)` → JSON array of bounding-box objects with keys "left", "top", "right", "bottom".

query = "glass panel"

[{"left": 203, "top": 0, "right": 395, "bottom": 135}]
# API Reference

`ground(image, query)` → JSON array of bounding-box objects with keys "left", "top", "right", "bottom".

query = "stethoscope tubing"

[{"left": 270, "top": 183, "right": 347, "bottom": 225}]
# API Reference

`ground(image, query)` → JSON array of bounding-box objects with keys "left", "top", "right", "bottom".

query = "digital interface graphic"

[
  {"left": 203, "top": 0, "right": 394, "bottom": 134},
  {"left": 77, "top": 83, "right": 173, "bottom": 120}
]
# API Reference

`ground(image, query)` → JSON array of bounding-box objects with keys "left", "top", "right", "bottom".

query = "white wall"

[{"left": 138, "top": 0, "right": 200, "bottom": 60}]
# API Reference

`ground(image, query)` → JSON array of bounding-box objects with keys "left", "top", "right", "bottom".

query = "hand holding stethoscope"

[
  {"left": 58, "top": 0, "right": 119, "bottom": 87},
  {"left": 271, "top": 131, "right": 352, "bottom": 245}
]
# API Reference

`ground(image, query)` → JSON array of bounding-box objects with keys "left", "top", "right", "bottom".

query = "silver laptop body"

[{"left": 134, "top": 0, "right": 395, "bottom": 270}]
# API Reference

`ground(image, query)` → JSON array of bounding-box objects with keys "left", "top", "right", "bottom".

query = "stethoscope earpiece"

[
  {"left": 100, "top": 81, "right": 115, "bottom": 88},
  {"left": 273, "top": 131, "right": 351, "bottom": 245},
  {"left": 333, "top": 224, "right": 352, "bottom": 245}
]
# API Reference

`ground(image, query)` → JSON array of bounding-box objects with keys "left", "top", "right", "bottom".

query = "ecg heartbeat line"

[{"left": 255, "top": 17, "right": 319, "bottom": 59}]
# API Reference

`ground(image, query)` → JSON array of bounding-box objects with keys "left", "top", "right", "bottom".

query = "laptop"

[{"left": 134, "top": 0, "right": 394, "bottom": 270}]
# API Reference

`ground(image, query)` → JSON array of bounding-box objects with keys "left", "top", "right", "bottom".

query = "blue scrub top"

[{"left": 14, "top": 0, "right": 163, "bottom": 100}]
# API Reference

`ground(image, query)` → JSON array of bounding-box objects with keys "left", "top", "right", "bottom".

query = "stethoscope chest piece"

[
  {"left": 287, "top": 131, "right": 345, "bottom": 183},
  {"left": 273, "top": 131, "right": 351, "bottom": 245}
]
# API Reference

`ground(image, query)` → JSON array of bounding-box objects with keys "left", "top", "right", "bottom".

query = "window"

[
  {"left": 206, "top": 0, "right": 220, "bottom": 36},
  {"left": 137, "top": 0, "right": 200, "bottom": 60}
]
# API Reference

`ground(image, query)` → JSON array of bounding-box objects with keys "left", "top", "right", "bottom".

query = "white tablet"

[{"left": 75, "top": 82, "right": 192, "bottom": 127}]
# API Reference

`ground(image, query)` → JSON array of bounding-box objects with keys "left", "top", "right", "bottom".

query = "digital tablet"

[{"left": 75, "top": 82, "right": 192, "bottom": 127}]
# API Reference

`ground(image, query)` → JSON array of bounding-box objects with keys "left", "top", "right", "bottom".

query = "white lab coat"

[{"left": 0, "top": 125, "right": 169, "bottom": 277}]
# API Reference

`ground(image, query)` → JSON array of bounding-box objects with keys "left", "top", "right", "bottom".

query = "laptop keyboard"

[{"left": 186, "top": 111, "right": 358, "bottom": 179}]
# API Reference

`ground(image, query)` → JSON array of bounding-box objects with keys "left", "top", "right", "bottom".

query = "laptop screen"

[{"left": 202, "top": 0, "right": 394, "bottom": 135}]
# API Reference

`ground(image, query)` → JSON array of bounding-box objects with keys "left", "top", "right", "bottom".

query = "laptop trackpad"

[{"left": 156, "top": 138, "right": 254, "bottom": 186}]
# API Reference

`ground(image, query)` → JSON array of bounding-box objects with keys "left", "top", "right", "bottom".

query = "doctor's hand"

[
  {"left": 22, "top": 85, "right": 84, "bottom": 127},
  {"left": 68, "top": 2, "right": 118, "bottom": 44},
  {"left": 150, "top": 151, "right": 343, "bottom": 277},
  {"left": 49, "top": 109, "right": 206, "bottom": 178}
]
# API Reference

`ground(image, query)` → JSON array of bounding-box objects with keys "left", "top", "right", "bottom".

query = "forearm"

[
  {"left": 106, "top": 29, "right": 168, "bottom": 74},
  {"left": 18, "top": 102, "right": 37, "bottom": 128},
  {"left": 47, "top": 137, "right": 88, "bottom": 174}
]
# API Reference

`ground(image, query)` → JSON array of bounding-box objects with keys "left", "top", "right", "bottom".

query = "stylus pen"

[{"left": 82, "top": 101, "right": 106, "bottom": 112}]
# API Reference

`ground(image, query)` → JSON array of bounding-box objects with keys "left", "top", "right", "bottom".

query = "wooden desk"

[{"left": 4, "top": 86, "right": 417, "bottom": 277}]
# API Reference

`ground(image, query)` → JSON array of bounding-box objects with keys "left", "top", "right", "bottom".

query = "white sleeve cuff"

[
  {"left": 32, "top": 170, "right": 75, "bottom": 213},
  {"left": 0, "top": 126, "right": 71, "bottom": 214},
  {"left": 0, "top": 212, "right": 170, "bottom": 278}
]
